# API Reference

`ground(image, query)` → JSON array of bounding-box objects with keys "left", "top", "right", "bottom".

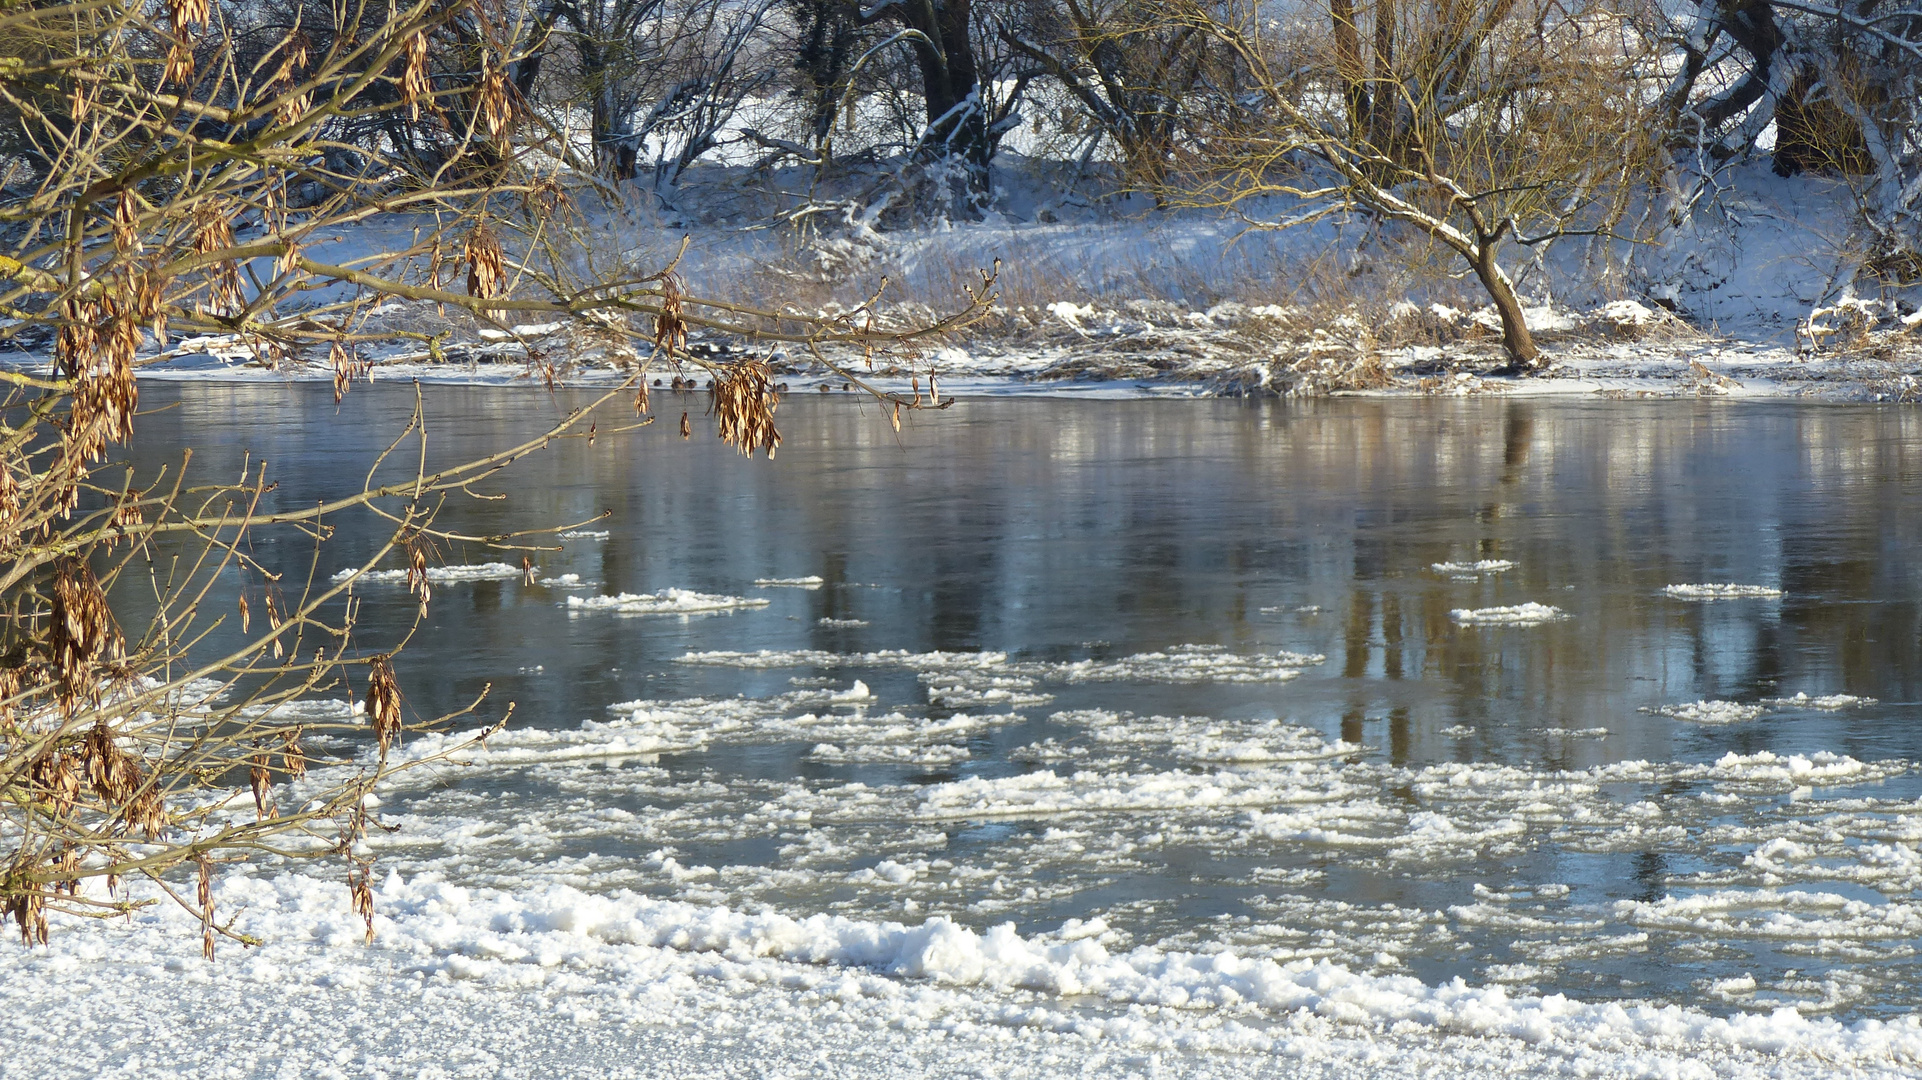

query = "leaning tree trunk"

[{"left": 1472, "top": 246, "right": 1539, "bottom": 366}]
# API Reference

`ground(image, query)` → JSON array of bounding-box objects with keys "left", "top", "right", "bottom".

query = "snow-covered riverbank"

[{"left": 7, "top": 869, "right": 1919, "bottom": 1080}]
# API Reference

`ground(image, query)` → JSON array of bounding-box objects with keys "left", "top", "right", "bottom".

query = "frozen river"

[{"left": 14, "top": 385, "right": 1922, "bottom": 1078}]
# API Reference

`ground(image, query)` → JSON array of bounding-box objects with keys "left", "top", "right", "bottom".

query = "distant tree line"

[{"left": 1, "top": 0, "right": 1917, "bottom": 350}]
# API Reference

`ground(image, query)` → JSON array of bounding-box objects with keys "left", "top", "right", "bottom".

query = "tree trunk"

[
  {"left": 1329, "top": 0, "right": 1368, "bottom": 141},
  {"left": 861, "top": 0, "right": 992, "bottom": 208}
]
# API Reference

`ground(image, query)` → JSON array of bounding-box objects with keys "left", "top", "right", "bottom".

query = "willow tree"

[
  {"left": 1166, "top": 0, "right": 1662, "bottom": 367},
  {"left": 0, "top": 0, "right": 984, "bottom": 951}
]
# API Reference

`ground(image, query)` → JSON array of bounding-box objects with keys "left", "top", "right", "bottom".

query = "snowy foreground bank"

[{"left": 5, "top": 870, "right": 1918, "bottom": 1080}]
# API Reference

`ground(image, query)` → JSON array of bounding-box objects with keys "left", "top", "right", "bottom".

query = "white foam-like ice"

[
  {"left": 755, "top": 576, "right": 825, "bottom": 588},
  {"left": 679, "top": 646, "right": 1324, "bottom": 685},
  {"left": 1050, "top": 646, "right": 1325, "bottom": 684},
  {"left": 1665, "top": 584, "right": 1785, "bottom": 599},
  {"left": 332, "top": 561, "right": 526, "bottom": 584},
  {"left": 567, "top": 589, "right": 771, "bottom": 615},
  {"left": 1763, "top": 692, "right": 1879, "bottom": 710},
  {"left": 1450, "top": 603, "right": 1567, "bottom": 625},
  {"left": 918, "top": 765, "right": 1359, "bottom": 820},
  {"left": 1431, "top": 560, "right": 1515, "bottom": 574},
  {"left": 1645, "top": 700, "right": 1768, "bottom": 724}
]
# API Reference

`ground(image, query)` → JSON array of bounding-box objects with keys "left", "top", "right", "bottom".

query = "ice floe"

[
  {"left": 332, "top": 561, "right": 526, "bottom": 584},
  {"left": 1665, "top": 584, "right": 1785, "bottom": 599},
  {"left": 1646, "top": 700, "right": 1769, "bottom": 724},
  {"left": 566, "top": 589, "right": 771, "bottom": 615},
  {"left": 1450, "top": 603, "right": 1567, "bottom": 625}
]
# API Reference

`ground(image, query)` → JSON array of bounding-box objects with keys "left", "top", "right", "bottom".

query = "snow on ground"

[
  {"left": 8, "top": 163, "right": 1916, "bottom": 401},
  {"left": 5, "top": 870, "right": 1921, "bottom": 1080}
]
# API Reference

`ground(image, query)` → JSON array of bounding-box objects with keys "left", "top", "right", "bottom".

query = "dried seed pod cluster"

[
  {"left": 708, "top": 360, "right": 783, "bottom": 459},
  {"left": 48, "top": 562, "right": 124, "bottom": 707},
  {"left": 365, "top": 655, "right": 403, "bottom": 758},
  {"left": 465, "top": 222, "right": 505, "bottom": 301}
]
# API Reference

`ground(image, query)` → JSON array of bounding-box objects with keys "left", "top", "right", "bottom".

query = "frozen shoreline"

[
  {"left": 6, "top": 869, "right": 1919, "bottom": 1080},
  {"left": 12, "top": 330, "right": 1916, "bottom": 402}
]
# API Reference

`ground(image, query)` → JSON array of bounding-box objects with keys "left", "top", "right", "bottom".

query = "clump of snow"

[
  {"left": 1643, "top": 700, "right": 1767, "bottom": 724},
  {"left": 1664, "top": 584, "right": 1784, "bottom": 599},
  {"left": 1599, "top": 300, "right": 1659, "bottom": 328},
  {"left": 566, "top": 589, "right": 770, "bottom": 615},
  {"left": 1450, "top": 604, "right": 1566, "bottom": 625},
  {"left": 537, "top": 573, "right": 591, "bottom": 587},
  {"left": 333, "top": 562, "right": 525, "bottom": 584},
  {"left": 1431, "top": 560, "right": 1514, "bottom": 574},
  {"left": 817, "top": 617, "right": 870, "bottom": 628},
  {"left": 755, "top": 576, "right": 825, "bottom": 588},
  {"left": 829, "top": 680, "right": 874, "bottom": 703}
]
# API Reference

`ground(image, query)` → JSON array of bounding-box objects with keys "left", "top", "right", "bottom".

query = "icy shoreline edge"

[{"left": 12, "top": 337, "right": 1915, "bottom": 401}]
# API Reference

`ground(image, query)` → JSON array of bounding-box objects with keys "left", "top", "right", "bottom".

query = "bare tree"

[
  {"left": 1000, "top": 0, "right": 1215, "bottom": 195},
  {"left": 1166, "top": 0, "right": 1662, "bottom": 367},
  {"left": 1660, "top": 0, "right": 1922, "bottom": 276}
]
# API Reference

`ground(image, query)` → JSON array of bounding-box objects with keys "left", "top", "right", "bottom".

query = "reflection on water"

[{"left": 131, "top": 384, "right": 1922, "bottom": 1019}]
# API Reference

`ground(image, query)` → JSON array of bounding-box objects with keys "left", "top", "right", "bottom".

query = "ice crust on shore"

[
  {"left": 1450, "top": 603, "right": 1567, "bottom": 625},
  {"left": 1665, "top": 584, "right": 1785, "bottom": 599},
  {"left": 566, "top": 589, "right": 771, "bottom": 615}
]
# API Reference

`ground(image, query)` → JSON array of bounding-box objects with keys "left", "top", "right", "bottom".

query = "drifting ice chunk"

[
  {"left": 1643, "top": 700, "right": 1766, "bottom": 724},
  {"left": 1761, "top": 692, "right": 1877, "bottom": 710},
  {"left": 566, "top": 590, "right": 770, "bottom": 615},
  {"left": 1450, "top": 604, "right": 1566, "bottom": 625},
  {"left": 1664, "top": 583, "right": 1783, "bottom": 599},
  {"left": 1431, "top": 560, "right": 1515, "bottom": 574},
  {"left": 333, "top": 562, "right": 525, "bottom": 584}
]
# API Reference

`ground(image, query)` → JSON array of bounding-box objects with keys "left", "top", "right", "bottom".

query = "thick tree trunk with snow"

[{"left": 858, "top": 0, "right": 992, "bottom": 209}]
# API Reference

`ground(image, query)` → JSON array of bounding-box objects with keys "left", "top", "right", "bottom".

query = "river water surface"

[{"left": 133, "top": 384, "right": 1922, "bottom": 1024}]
